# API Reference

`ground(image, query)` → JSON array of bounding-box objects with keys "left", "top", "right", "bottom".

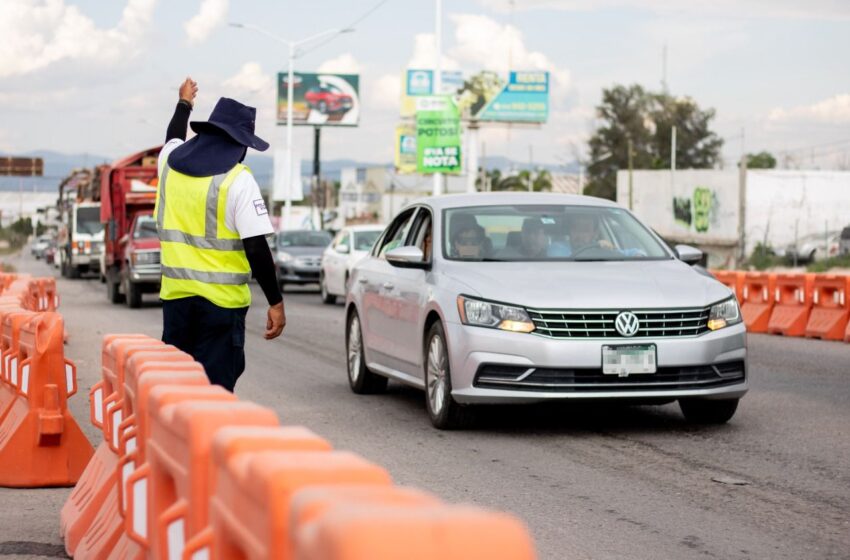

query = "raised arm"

[{"left": 165, "top": 77, "right": 198, "bottom": 142}]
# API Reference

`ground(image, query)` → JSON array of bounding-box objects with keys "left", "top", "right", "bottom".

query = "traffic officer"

[{"left": 156, "top": 77, "right": 285, "bottom": 391}]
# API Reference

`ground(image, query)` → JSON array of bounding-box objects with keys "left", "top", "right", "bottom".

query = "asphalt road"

[{"left": 1, "top": 251, "right": 849, "bottom": 560}]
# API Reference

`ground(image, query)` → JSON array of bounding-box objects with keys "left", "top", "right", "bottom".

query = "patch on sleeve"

[{"left": 253, "top": 199, "right": 268, "bottom": 216}]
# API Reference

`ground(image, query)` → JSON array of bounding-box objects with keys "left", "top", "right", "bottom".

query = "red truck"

[{"left": 100, "top": 146, "right": 162, "bottom": 308}]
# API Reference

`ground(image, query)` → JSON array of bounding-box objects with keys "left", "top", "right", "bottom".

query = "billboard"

[
  {"left": 416, "top": 96, "right": 462, "bottom": 175},
  {"left": 277, "top": 73, "right": 360, "bottom": 126},
  {"left": 401, "top": 69, "right": 465, "bottom": 118},
  {"left": 394, "top": 123, "right": 417, "bottom": 174}
]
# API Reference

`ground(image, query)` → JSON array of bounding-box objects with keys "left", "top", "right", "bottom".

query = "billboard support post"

[
  {"left": 284, "top": 41, "right": 295, "bottom": 228},
  {"left": 466, "top": 122, "right": 479, "bottom": 193},
  {"left": 313, "top": 126, "right": 322, "bottom": 229},
  {"left": 433, "top": 0, "right": 443, "bottom": 196}
]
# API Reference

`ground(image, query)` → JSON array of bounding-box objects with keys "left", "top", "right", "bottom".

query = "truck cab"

[
  {"left": 59, "top": 202, "right": 104, "bottom": 278},
  {"left": 120, "top": 213, "right": 161, "bottom": 308}
]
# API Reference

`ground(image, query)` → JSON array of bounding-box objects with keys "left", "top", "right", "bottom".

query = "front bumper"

[
  {"left": 70, "top": 254, "right": 99, "bottom": 267},
  {"left": 445, "top": 321, "right": 748, "bottom": 404},
  {"left": 279, "top": 264, "right": 321, "bottom": 283},
  {"left": 129, "top": 265, "right": 161, "bottom": 285}
]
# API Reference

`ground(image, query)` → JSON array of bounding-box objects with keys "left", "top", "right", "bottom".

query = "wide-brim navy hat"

[
  {"left": 191, "top": 97, "right": 269, "bottom": 152},
  {"left": 168, "top": 97, "right": 269, "bottom": 177}
]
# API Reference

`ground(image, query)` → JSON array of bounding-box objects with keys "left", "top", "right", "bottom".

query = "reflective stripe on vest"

[{"left": 156, "top": 161, "right": 251, "bottom": 308}]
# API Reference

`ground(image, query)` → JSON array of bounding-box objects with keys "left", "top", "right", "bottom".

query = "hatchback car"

[
  {"left": 345, "top": 193, "right": 747, "bottom": 429},
  {"left": 320, "top": 225, "right": 385, "bottom": 304},
  {"left": 273, "top": 230, "right": 334, "bottom": 289}
]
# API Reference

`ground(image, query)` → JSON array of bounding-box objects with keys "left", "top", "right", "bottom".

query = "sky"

[{"left": 1, "top": 0, "right": 849, "bottom": 170}]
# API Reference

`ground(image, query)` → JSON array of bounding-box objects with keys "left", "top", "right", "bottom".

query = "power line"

[
  {"left": 774, "top": 137, "right": 850, "bottom": 155},
  {"left": 299, "top": 0, "right": 392, "bottom": 58}
]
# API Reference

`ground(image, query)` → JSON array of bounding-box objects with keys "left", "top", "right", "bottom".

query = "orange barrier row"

[
  {"left": 711, "top": 270, "right": 850, "bottom": 342},
  {"left": 0, "top": 275, "right": 93, "bottom": 488},
  {"left": 61, "top": 333, "right": 537, "bottom": 559}
]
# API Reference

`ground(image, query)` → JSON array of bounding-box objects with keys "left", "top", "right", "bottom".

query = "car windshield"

[
  {"left": 443, "top": 204, "right": 671, "bottom": 262},
  {"left": 278, "top": 231, "right": 332, "bottom": 248},
  {"left": 133, "top": 216, "right": 158, "bottom": 239},
  {"left": 353, "top": 230, "right": 381, "bottom": 251},
  {"left": 75, "top": 207, "right": 103, "bottom": 235}
]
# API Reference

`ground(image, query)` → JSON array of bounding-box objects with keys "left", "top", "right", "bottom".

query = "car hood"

[{"left": 440, "top": 259, "right": 732, "bottom": 309}]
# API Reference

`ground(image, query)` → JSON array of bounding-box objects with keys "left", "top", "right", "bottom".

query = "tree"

[
  {"left": 746, "top": 151, "right": 777, "bottom": 169},
  {"left": 584, "top": 84, "right": 724, "bottom": 200},
  {"left": 477, "top": 168, "right": 553, "bottom": 192}
]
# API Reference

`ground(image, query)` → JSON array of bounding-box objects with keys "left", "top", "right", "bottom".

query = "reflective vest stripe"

[
  {"left": 158, "top": 229, "right": 243, "bottom": 251},
  {"left": 161, "top": 265, "right": 250, "bottom": 285}
]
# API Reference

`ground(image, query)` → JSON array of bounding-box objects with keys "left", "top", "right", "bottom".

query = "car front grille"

[
  {"left": 295, "top": 256, "right": 322, "bottom": 268},
  {"left": 474, "top": 361, "right": 745, "bottom": 392},
  {"left": 527, "top": 307, "right": 711, "bottom": 339}
]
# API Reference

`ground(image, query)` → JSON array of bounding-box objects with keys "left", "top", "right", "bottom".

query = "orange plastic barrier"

[
  {"left": 295, "top": 505, "right": 537, "bottom": 560},
  {"left": 845, "top": 319, "right": 850, "bottom": 343},
  {"left": 740, "top": 272, "right": 776, "bottom": 333},
  {"left": 128, "top": 400, "right": 279, "bottom": 559},
  {"left": 0, "top": 312, "right": 93, "bottom": 487},
  {"left": 25, "top": 278, "right": 60, "bottom": 311},
  {"left": 767, "top": 273, "right": 815, "bottom": 337},
  {"left": 74, "top": 384, "right": 234, "bottom": 560},
  {"left": 0, "top": 310, "right": 38, "bottom": 425},
  {"left": 196, "top": 450, "right": 392, "bottom": 560},
  {"left": 805, "top": 275, "right": 850, "bottom": 341},
  {"left": 90, "top": 334, "right": 153, "bottom": 431},
  {"left": 710, "top": 270, "right": 744, "bottom": 302}
]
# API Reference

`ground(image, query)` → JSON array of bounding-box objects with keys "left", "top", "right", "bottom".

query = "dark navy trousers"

[{"left": 162, "top": 296, "right": 248, "bottom": 392}]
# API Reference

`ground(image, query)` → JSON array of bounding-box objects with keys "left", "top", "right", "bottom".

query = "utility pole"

[
  {"left": 671, "top": 126, "right": 677, "bottom": 171},
  {"left": 661, "top": 43, "right": 668, "bottom": 93},
  {"left": 466, "top": 122, "right": 479, "bottom": 193},
  {"left": 432, "top": 0, "right": 443, "bottom": 196},
  {"left": 528, "top": 145, "right": 534, "bottom": 192},
  {"left": 627, "top": 137, "right": 634, "bottom": 210},
  {"left": 738, "top": 127, "right": 748, "bottom": 263},
  {"left": 313, "top": 126, "right": 322, "bottom": 229},
  {"left": 481, "top": 142, "right": 488, "bottom": 192}
]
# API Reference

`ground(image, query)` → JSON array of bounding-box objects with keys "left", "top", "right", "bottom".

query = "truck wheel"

[
  {"left": 126, "top": 280, "right": 142, "bottom": 309},
  {"left": 68, "top": 266, "right": 80, "bottom": 279},
  {"left": 108, "top": 277, "right": 125, "bottom": 304}
]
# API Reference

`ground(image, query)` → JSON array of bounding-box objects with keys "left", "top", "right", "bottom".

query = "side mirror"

[
  {"left": 337, "top": 245, "right": 351, "bottom": 254},
  {"left": 675, "top": 244, "right": 703, "bottom": 265},
  {"left": 386, "top": 246, "right": 428, "bottom": 269}
]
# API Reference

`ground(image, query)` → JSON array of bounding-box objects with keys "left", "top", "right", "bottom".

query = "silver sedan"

[{"left": 345, "top": 193, "right": 747, "bottom": 429}]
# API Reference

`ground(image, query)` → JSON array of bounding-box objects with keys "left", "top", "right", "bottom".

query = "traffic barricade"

[
  {"left": 193, "top": 450, "right": 392, "bottom": 560},
  {"left": 805, "top": 275, "right": 850, "bottom": 341},
  {"left": 0, "top": 310, "right": 38, "bottom": 425},
  {"left": 183, "top": 425, "right": 334, "bottom": 559},
  {"left": 90, "top": 334, "right": 154, "bottom": 431},
  {"left": 710, "top": 270, "right": 744, "bottom": 302},
  {"left": 0, "top": 312, "right": 92, "bottom": 487},
  {"left": 767, "top": 273, "right": 815, "bottom": 337},
  {"left": 126, "top": 400, "right": 279, "bottom": 560},
  {"left": 74, "top": 384, "right": 235, "bottom": 560},
  {"left": 25, "top": 278, "right": 60, "bottom": 311},
  {"left": 294, "top": 504, "right": 537, "bottom": 560},
  {"left": 740, "top": 272, "right": 776, "bottom": 332}
]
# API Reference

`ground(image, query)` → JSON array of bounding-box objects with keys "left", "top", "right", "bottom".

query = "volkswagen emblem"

[{"left": 615, "top": 312, "right": 640, "bottom": 337}]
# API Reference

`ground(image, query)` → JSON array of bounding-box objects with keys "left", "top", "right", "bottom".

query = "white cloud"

[
  {"left": 407, "top": 33, "right": 461, "bottom": 70},
  {"left": 184, "top": 0, "right": 229, "bottom": 46},
  {"left": 223, "top": 62, "right": 274, "bottom": 96},
  {"left": 366, "top": 73, "right": 402, "bottom": 111},
  {"left": 475, "top": 0, "right": 850, "bottom": 20},
  {"left": 768, "top": 94, "right": 850, "bottom": 124},
  {"left": 448, "top": 14, "right": 570, "bottom": 96},
  {"left": 0, "top": 0, "right": 157, "bottom": 78},
  {"left": 317, "top": 53, "right": 363, "bottom": 75}
]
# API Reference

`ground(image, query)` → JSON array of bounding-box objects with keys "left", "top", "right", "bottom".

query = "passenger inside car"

[
  {"left": 450, "top": 223, "right": 489, "bottom": 259},
  {"left": 500, "top": 217, "right": 569, "bottom": 258}
]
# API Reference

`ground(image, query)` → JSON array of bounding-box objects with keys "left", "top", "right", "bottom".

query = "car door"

[
  {"left": 324, "top": 230, "right": 348, "bottom": 295},
  {"left": 357, "top": 209, "right": 418, "bottom": 367},
  {"left": 381, "top": 208, "right": 433, "bottom": 376}
]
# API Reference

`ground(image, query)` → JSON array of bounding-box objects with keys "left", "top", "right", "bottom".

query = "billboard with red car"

[{"left": 277, "top": 72, "right": 360, "bottom": 127}]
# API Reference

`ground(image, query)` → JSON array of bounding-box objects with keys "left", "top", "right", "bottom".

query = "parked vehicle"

[
  {"left": 840, "top": 226, "right": 850, "bottom": 256},
  {"left": 346, "top": 193, "right": 747, "bottom": 429},
  {"left": 777, "top": 231, "right": 842, "bottom": 263},
  {"left": 273, "top": 230, "right": 333, "bottom": 289},
  {"left": 100, "top": 146, "right": 161, "bottom": 306},
  {"left": 304, "top": 84, "right": 353, "bottom": 114},
  {"left": 57, "top": 202, "right": 104, "bottom": 278},
  {"left": 31, "top": 234, "right": 51, "bottom": 259},
  {"left": 320, "top": 225, "right": 384, "bottom": 304},
  {"left": 43, "top": 238, "right": 57, "bottom": 265}
]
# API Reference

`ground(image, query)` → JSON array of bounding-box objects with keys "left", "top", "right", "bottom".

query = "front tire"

[
  {"left": 679, "top": 398, "right": 739, "bottom": 424},
  {"left": 424, "top": 322, "right": 468, "bottom": 430},
  {"left": 320, "top": 273, "right": 336, "bottom": 304},
  {"left": 126, "top": 279, "right": 142, "bottom": 309},
  {"left": 346, "top": 311, "right": 387, "bottom": 394}
]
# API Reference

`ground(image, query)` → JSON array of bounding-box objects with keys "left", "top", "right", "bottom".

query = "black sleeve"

[
  {"left": 165, "top": 100, "right": 193, "bottom": 142},
  {"left": 243, "top": 235, "right": 283, "bottom": 306}
]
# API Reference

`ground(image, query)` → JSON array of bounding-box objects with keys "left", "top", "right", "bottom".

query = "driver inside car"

[{"left": 567, "top": 214, "right": 614, "bottom": 253}]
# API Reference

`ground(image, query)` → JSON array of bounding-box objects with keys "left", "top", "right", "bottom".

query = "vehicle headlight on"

[
  {"left": 707, "top": 297, "right": 741, "bottom": 331},
  {"left": 456, "top": 296, "right": 535, "bottom": 333},
  {"left": 277, "top": 251, "right": 293, "bottom": 263}
]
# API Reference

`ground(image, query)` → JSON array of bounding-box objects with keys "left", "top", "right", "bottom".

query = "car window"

[
  {"left": 408, "top": 209, "right": 433, "bottom": 262},
  {"left": 353, "top": 230, "right": 381, "bottom": 252},
  {"left": 278, "top": 231, "right": 333, "bottom": 248},
  {"left": 443, "top": 205, "right": 671, "bottom": 262},
  {"left": 133, "top": 216, "right": 158, "bottom": 239},
  {"left": 377, "top": 209, "right": 417, "bottom": 258},
  {"left": 335, "top": 231, "right": 351, "bottom": 251}
]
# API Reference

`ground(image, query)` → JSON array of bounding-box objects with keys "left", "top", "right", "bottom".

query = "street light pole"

[{"left": 433, "top": 0, "right": 443, "bottom": 196}]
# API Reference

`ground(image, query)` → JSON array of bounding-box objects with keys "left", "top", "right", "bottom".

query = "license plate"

[{"left": 602, "top": 345, "right": 657, "bottom": 376}]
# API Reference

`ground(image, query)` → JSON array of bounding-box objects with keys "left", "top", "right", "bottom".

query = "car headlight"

[
  {"left": 277, "top": 251, "right": 293, "bottom": 263},
  {"left": 707, "top": 297, "right": 741, "bottom": 331},
  {"left": 131, "top": 251, "right": 159, "bottom": 265},
  {"left": 456, "top": 296, "right": 535, "bottom": 333}
]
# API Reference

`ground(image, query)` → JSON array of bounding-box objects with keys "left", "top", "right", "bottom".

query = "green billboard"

[{"left": 415, "top": 96, "right": 462, "bottom": 174}]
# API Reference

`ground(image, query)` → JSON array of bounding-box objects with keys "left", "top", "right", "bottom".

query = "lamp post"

[{"left": 229, "top": 23, "right": 353, "bottom": 228}]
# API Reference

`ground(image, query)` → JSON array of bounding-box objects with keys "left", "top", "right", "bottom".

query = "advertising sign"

[
  {"left": 277, "top": 73, "right": 360, "bottom": 126},
  {"left": 470, "top": 71, "right": 549, "bottom": 123},
  {"left": 415, "top": 96, "right": 462, "bottom": 175},
  {"left": 401, "top": 69, "right": 465, "bottom": 118},
  {"left": 394, "top": 123, "right": 418, "bottom": 174}
]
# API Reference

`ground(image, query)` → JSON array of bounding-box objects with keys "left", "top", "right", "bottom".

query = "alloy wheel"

[{"left": 427, "top": 334, "right": 448, "bottom": 416}]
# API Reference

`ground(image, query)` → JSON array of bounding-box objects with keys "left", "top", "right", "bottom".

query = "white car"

[{"left": 320, "top": 225, "right": 385, "bottom": 304}]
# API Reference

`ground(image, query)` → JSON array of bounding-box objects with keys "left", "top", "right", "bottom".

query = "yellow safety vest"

[{"left": 155, "top": 162, "right": 251, "bottom": 308}]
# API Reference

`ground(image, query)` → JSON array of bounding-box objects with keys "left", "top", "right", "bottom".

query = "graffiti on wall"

[{"left": 673, "top": 186, "right": 716, "bottom": 233}]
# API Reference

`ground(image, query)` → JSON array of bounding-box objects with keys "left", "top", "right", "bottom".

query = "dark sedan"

[{"left": 273, "top": 230, "right": 333, "bottom": 289}]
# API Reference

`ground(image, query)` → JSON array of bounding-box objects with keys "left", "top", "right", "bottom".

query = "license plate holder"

[{"left": 602, "top": 344, "right": 657, "bottom": 377}]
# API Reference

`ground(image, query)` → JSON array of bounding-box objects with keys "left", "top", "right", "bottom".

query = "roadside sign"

[
  {"left": 401, "top": 69, "right": 465, "bottom": 118},
  {"left": 395, "top": 123, "right": 418, "bottom": 174},
  {"left": 474, "top": 71, "right": 549, "bottom": 123},
  {"left": 415, "top": 96, "right": 462, "bottom": 175},
  {"left": 0, "top": 157, "right": 44, "bottom": 176},
  {"left": 277, "top": 73, "right": 360, "bottom": 127}
]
